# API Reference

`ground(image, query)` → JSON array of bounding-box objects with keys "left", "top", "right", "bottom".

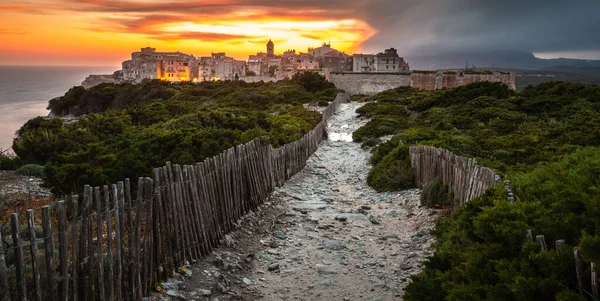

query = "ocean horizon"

[{"left": 0, "top": 65, "right": 118, "bottom": 152}]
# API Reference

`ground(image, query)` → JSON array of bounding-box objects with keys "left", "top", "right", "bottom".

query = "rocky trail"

[{"left": 151, "top": 102, "right": 439, "bottom": 301}]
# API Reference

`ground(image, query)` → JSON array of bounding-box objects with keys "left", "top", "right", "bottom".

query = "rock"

[
  {"left": 273, "top": 231, "right": 287, "bottom": 240},
  {"left": 417, "top": 228, "right": 430, "bottom": 237},
  {"left": 407, "top": 252, "right": 418, "bottom": 259},
  {"left": 166, "top": 290, "right": 185, "bottom": 299},
  {"left": 335, "top": 214, "right": 349, "bottom": 222},
  {"left": 220, "top": 234, "right": 236, "bottom": 247},
  {"left": 325, "top": 241, "right": 346, "bottom": 250},
  {"left": 368, "top": 214, "right": 380, "bottom": 225},
  {"left": 361, "top": 205, "right": 371, "bottom": 210},
  {"left": 317, "top": 265, "right": 338, "bottom": 275},
  {"left": 386, "top": 210, "right": 405, "bottom": 217},
  {"left": 160, "top": 280, "right": 183, "bottom": 291},
  {"left": 268, "top": 263, "right": 280, "bottom": 271},
  {"left": 242, "top": 277, "right": 253, "bottom": 285},
  {"left": 216, "top": 282, "right": 229, "bottom": 293},
  {"left": 213, "top": 255, "right": 224, "bottom": 267},
  {"left": 195, "top": 288, "right": 212, "bottom": 296}
]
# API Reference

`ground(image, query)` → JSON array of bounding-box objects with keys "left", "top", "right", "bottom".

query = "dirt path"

[{"left": 152, "top": 102, "right": 438, "bottom": 301}]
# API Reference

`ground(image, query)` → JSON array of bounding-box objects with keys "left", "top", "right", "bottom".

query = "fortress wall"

[
  {"left": 411, "top": 70, "right": 516, "bottom": 90},
  {"left": 330, "top": 70, "right": 516, "bottom": 94},
  {"left": 329, "top": 72, "right": 412, "bottom": 95}
]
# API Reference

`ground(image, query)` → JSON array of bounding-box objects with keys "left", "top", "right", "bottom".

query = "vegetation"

[
  {"left": 13, "top": 72, "right": 339, "bottom": 195},
  {"left": 420, "top": 177, "right": 452, "bottom": 209},
  {"left": 352, "top": 81, "right": 600, "bottom": 300},
  {"left": 15, "top": 164, "right": 44, "bottom": 177}
]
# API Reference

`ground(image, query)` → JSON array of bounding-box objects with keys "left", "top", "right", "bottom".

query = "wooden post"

[
  {"left": 42, "top": 205, "right": 57, "bottom": 300},
  {"left": 555, "top": 239, "right": 565, "bottom": 253},
  {"left": 57, "top": 201, "right": 68, "bottom": 301},
  {"left": 153, "top": 168, "right": 169, "bottom": 279},
  {"left": 593, "top": 262, "right": 598, "bottom": 301},
  {"left": 524, "top": 229, "right": 533, "bottom": 242},
  {"left": 70, "top": 195, "right": 79, "bottom": 301},
  {"left": 104, "top": 185, "right": 114, "bottom": 301},
  {"left": 10, "top": 213, "right": 26, "bottom": 301},
  {"left": 143, "top": 177, "right": 155, "bottom": 297},
  {"left": 536, "top": 235, "right": 547, "bottom": 251},
  {"left": 116, "top": 181, "right": 126, "bottom": 296},
  {"left": 94, "top": 187, "right": 105, "bottom": 301},
  {"left": 78, "top": 186, "right": 92, "bottom": 301},
  {"left": 112, "top": 184, "right": 123, "bottom": 301},
  {"left": 0, "top": 231, "right": 11, "bottom": 301},
  {"left": 26, "top": 210, "right": 42, "bottom": 301},
  {"left": 125, "top": 178, "right": 135, "bottom": 300},
  {"left": 575, "top": 247, "right": 584, "bottom": 295},
  {"left": 133, "top": 179, "right": 143, "bottom": 301}
]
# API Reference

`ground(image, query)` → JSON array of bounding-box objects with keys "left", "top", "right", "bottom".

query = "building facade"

[
  {"left": 122, "top": 47, "right": 197, "bottom": 83},
  {"left": 375, "top": 48, "right": 409, "bottom": 72}
]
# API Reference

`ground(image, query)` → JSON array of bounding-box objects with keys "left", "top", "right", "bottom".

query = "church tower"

[{"left": 266, "top": 39, "right": 274, "bottom": 57}]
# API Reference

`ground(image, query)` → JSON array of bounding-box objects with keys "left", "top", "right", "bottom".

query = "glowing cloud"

[{"left": 0, "top": 0, "right": 376, "bottom": 66}]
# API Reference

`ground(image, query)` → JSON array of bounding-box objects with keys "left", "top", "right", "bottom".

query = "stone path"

[{"left": 150, "top": 102, "right": 438, "bottom": 301}]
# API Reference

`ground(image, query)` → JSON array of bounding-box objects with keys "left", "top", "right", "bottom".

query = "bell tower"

[{"left": 267, "top": 39, "right": 274, "bottom": 57}]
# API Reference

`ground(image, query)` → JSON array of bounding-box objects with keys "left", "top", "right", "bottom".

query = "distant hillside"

[
  {"left": 489, "top": 66, "right": 600, "bottom": 90},
  {"left": 406, "top": 50, "right": 600, "bottom": 70}
]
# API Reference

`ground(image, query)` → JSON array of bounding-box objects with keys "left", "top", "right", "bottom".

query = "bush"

[
  {"left": 360, "top": 137, "right": 381, "bottom": 149},
  {"left": 15, "top": 78, "right": 337, "bottom": 195},
  {"left": 0, "top": 154, "right": 20, "bottom": 170},
  {"left": 317, "top": 99, "right": 329, "bottom": 107},
  {"left": 367, "top": 144, "right": 415, "bottom": 192},
  {"left": 420, "top": 177, "right": 453, "bottom": 208},
  {"left": 16, "top": 164, "right": 44, "bottom": 177}
]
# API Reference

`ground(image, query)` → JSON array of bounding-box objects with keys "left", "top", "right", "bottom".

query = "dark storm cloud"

[{"left": 357, "top": 0, "right": 600, "bottom": 55}]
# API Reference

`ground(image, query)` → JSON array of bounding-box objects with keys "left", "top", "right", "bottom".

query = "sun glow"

[{"left": 0, "top": 0, "right": 377, "bottom": 66}]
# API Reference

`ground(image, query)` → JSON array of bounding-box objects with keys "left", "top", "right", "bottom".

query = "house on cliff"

[{"left": 353, "top": 48, "right": 410, "bottom": 73}]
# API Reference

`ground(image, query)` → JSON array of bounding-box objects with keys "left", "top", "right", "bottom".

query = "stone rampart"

[
  {"left": 329, "top": 70, "right": 516, "bottom": 95},
  {"left": 328, "top": 72, "right": 412, "bottom": 95}
]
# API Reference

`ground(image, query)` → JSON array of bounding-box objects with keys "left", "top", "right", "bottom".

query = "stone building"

[
  {"left": 321, "top": 52, "right": 354, "bottom": 72},
  {"left": 122, "top": 47, "right": 197, "bottom": 83},
  {"left": 199, "top": 56, "right": 215, "bottom": 81},
  {"left": 308, "top": 42, "right": 334, "bottom": 58},
  {"left": 352, "top": 54, "right": 377, "bottom": 72},
  {"left": 376, "top": 48, "right": 409, "bottom": 72},
  {"left": 353, "top": 48, "right": 409, "bottom": 73},
  {"left": 267, "top": 40, "right": 275, "bottom": 57}
]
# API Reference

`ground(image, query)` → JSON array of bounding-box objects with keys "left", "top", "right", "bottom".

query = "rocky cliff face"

[{"left": 81, "top": 70, "right": 123, "bottom": 88}]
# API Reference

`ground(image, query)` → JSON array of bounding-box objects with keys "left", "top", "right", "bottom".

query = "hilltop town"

[
  {"left": 118, "top": 41, "right": 409, "bottom": 83},
  {"left": 82, "top": 41, "right": 515, "bottom": 93}
]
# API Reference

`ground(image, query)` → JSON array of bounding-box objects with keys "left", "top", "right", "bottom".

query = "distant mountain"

[{"left": 405, "top": 50, "right": 600, "bottom": 70}]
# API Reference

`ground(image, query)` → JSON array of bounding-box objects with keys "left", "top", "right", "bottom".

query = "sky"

[{"left": 1, "top": 0, "right": 599, "bottom": 67}]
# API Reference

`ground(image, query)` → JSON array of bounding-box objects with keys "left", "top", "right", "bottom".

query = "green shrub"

[
  {"left": 317, "top": 99, "right": 329, "bottom": 107},
  {"left": 352, "top": 117, "right": 410, "bottom": 142},
  {"left": 360, "top": 137, "right": 380, "bottom": 149},
  {"left": 370, "top": 135, "right": 403, "bottom": 165},
  {"left": 16, "top": 164, "right": 44, "bottom": 177},
  {"left": 420, "top": 177, "right": 453, "bottom": 208},
  {"left": 367, "top": 144, "right": 415, "bottom": 192},
  {"left": 15, "top": 78, "right": 338, "bottom": 195},
  {"left": 0, "top": 154, "right": 20, "bottom": 170}
]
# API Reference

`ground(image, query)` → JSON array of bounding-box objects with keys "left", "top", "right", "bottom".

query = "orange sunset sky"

[
  {"left": 0, "top": 0, "right": 377, "bottom": 67},
  {"left": 2, "top": 0, "right": 599, "bottom": 67}
]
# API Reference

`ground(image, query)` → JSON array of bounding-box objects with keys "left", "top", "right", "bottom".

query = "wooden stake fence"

[
  {"left": 0, "top": 93, "right": 349, "bottom": 301},
  {"left": 409, "top": 145, "right": 501, "bottom": 206}
]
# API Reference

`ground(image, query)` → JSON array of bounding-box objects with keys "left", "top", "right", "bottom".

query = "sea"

[{"left": 0, "top": 66, "right": 118, "bottom": 152}]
